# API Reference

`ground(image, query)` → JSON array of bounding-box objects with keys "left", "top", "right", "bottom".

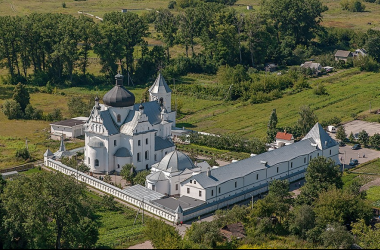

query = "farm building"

[
  {"left": 50, "top": 117, "right": 87, "bottom": 140},
  {"left": 334, "top": 50, "right": 353, "bottom": 62}
]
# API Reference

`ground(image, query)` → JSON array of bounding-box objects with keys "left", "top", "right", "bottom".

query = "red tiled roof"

[{"left": 276, "top": 132, "right": 293, "bottom": 141}]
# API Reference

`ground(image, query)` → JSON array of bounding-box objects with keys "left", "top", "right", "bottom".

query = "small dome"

[
  {"left": 156, "top": 150, "right": 195, "bottom": 173},
  {"left": 88, "top": 137, "right": 105, "bottom": 148},
  {"left": 103, "top": 73, "right": 135, "bottom": 107}
]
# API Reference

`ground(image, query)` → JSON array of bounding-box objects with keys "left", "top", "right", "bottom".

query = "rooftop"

[
  {"left": 151, "top": 196, "right": 205, "bottom": 211},
  {"left": 51, "top": 118, "right": 86, "bottom": 127}
]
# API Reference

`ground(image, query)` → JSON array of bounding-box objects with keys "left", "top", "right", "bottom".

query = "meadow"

[{"left": 1, "top": 0, "right": 380, "bottom": 32}]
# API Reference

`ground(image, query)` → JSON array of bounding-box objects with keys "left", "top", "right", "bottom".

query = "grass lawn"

[
  {"left": 366, "top": 186, "right": 380, "bottom": 208},
  {"left": 351, "top": 158, "right": 380, "bottom": 175}
]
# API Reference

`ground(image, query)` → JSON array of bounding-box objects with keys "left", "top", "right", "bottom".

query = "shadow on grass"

[{"left": 176, "top": 122, "right": 197, "bottom": 128}]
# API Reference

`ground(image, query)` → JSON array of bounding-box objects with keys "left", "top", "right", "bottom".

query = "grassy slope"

[{"left": 178, "top": 68, "right": 380, "bottom": 138}]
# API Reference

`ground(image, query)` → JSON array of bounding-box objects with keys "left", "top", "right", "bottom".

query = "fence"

[
  {"left": 46, "top": 158, "right": 179, "bottom": 222},
  {"left": 0, "top": 162, "right": 41, "bottom": 174}
]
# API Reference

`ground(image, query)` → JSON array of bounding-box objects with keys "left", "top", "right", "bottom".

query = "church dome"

[
  {"left": 156, "top": 150, "right": 195, "bottom": 173},
  {"left": 88, "top": 137, "right": 105, "bottom": 148},
  {"left": 103, "top": 73, "right": 135, "bottom": 107}
]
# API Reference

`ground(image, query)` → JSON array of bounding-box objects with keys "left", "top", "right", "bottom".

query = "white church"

[{"left": 84, "top": 72, "right": 177, "bottom": 173}]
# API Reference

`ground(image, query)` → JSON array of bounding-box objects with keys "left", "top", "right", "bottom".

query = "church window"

[
  {"left": 194, "top": 181, "right": 196, "bottom": 184},
  {"left": 137, "top": 153, "right": 141, "bottom": 162},
  {"left": 117, "top": 114, "right": 121, "bottom": 123},
  {"left": 176, "top": 184, "right": 178, "bottom": 191},
  {"left": 95, "top": 159, "right": 99, "bottom": 167},
  {"left": 317, "top": 153, "right": 319, "bottom": 156},
  {"left": 291, "top": 162, "right": 293, "bottom": 168},
  {"left": 190, "top": 180, "right": 192, "bottom": 184},
  {"left": 159, "top": 97, "right": 164, "bottom": 106},
  {"left": 165, "top": 151, "right": 167, "bottom": 155},
  {"left": 256, "top": 174, "right": 259, "bottom": 180},
  {"left": 114, "top": 140, "right": 117, "bottom": 146},
  {"left": 330, "top": 150, "right": 331, "bottom": 155},
  {"left": 277, "top": 167, "right": 279, "bottom": 173},
  {"left": 304, "top": 157, "right": 306, "bottom": 163},
  {"left": 152, "top": 185, "right": 155, "bottom": 191},
  {"left": 145, "top": 151, "right": 149, "bottom": 160},
  {"left": 219, "top": 187, "right": 221, "bottom": 193},
  {"left": 211, "top": 190, "right": 214, "bottom": 196},
  {"left": 146, "top": 164, "right": 149, "bottom": 170},
  {"left": 146, "top": 138, "right": 148, "bottom": 145},
  {"left": 88, "top": 158, "right": 90, "bottom": 165},
  {"left": 187, "top": 188, "right": 190, "bottom": 194},
  {"left": 118, "top": 164, "right": 120, "bottom": 169},
  {"left": 199, "top": 191, "right": 202, "bottom": 197},
  {"left": 310, "top": 156, "right": 312, "bottom": 160},
  {"left": 154, "top": 154, "right": 157, "bottom": 161},
  {"left": 138, "top": 140, "right": 141, "bottom": 146}
]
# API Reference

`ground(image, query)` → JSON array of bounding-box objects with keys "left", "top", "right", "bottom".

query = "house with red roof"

[{"left": 275, "top": 131, "right": 294, "bottom": 147}]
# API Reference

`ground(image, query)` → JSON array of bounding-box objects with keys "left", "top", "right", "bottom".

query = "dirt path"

[
  {"left": 128, "top": 241, "right": 154, "bottom": 249},
  {"left": 360, "top": 177, "right": 380, "bottom": 192}
]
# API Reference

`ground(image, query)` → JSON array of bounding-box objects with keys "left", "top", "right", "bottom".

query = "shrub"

[
  {"left": 354, "top": 55, "right": 380, "bottom": 72},
  {"left": 341, "top": 0, "right": 366, "bottom": 11},
  {"left": 168, "top": 1, "right": 176, "bottom": 9},
  {"left": 1, "top": 100, "right": 23, "bottom": 120},
  {"left": 15, "top": 148, "right": 30, "bottom": 160}
]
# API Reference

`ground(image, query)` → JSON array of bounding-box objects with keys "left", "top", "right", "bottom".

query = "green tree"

[
  {"left": 314, "top": 187, "right": 372, "bottom": 228},
  {"left": 321, "top": 222, "right": 354, "bottom": 248},
  {"left": 15, "top": 148, "right": 30, "bottom": 160},
  {"left": 121, "top": 164, "right": 136, "bottom": 186},
  {"left": 358, "top": 129, "right": 369, "bottom": 146},
  {"left": 184, "top": 221, "right": 224, "bottom": 248},
  {"left": 349, "top": 131, "right": 355, "bottom": 142},
  {"left": 370, "top": 133, "right": 380, "bottom": 148},
  {"left": 297, "top": 105, "right": 318, "bottom": 136},
  {"left": 262, "top": 0, "right": 328, "bottom": 45},
  {"left": 296, "top": 156, "right": 343, "bottom": 205},
  {"left": 335, "top": 126, "right": 347, "bottom": 142},
  {"left": 133, "top": 170, "right": 150, "bottom": 186},
  {"left": 1, "top": 172, "right": 98, "bottom": 249},
  {"left": 267, "top": 108, "right": 278, "bottom": 143},
  {"left": 145, "top": 219, "right": 182, "bottom": 249},
  {"left": 12, "top": 82, "right": 30, "bottom": 113},
  {"left": 352, "top": 219, "right": 380, "bottom": 249},
  {"left": 288, "top": 204, "right": 315, "bottom": 239},
  {"left": 155, "top": 9, "right": 179, "bottom": 61}
]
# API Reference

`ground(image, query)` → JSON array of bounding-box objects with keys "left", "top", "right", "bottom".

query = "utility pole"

[{"left": 25, "top": 137, "right": 28, "bottom": 150}]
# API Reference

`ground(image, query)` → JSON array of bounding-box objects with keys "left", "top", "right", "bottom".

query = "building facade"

[
  {"left": 84, "top": 72, "right": 176, "bottom": 173},
  {"left": 147, "top": 123, "right": 340, "bottom": 204}
]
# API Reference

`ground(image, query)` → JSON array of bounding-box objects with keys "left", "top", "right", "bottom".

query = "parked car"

[
  {"left": 349, "top": 159, "right": 359, "bottom": 166},
  {"left": 352, "top": 144, "right": 361, "bottom": 150},
  {"left": 339, "top": 141, "right": 345, "bottom": 147}
]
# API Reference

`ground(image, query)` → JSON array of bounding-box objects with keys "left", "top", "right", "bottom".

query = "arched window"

[
  {"left": 137, "top": 153, "right": 141, "bottom": 162},
  {"left": 159, "top": 97, "right": 164, "bottom": 106},
  {"left": 88, "top": 158, "right": 90, "bottom": 165},
  {"left": 146, "top": 164, "right": 149, "bottom": 170},
  {"left": 118, "top": 164, "right": 120, "bottom": 169},
  {"left": 145, "top": 151, "right": 149, "bottom": 160},
  {"left": 117, "top": 114, "right": 121, "bottom": 123},
  {"left": 95, "top": 159, "right": 99, "bottom": 167}
]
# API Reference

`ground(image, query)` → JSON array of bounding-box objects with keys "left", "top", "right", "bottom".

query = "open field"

[
  {"left": 178, "top": 68, "right": 380, "bottom": 138},
  {"left": 1, "top": 0, "right": 380, "bottom": 32}
]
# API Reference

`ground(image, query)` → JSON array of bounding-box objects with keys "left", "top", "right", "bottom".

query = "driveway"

[{"left": 338, "top": 144, "right": 379, "bottom": 169}]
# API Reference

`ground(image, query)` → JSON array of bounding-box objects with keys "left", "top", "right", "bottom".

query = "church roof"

[
  {"left": 155, "top": 137, "right": 175, "bottom": 151},
  {"left": 156, "top": 150, "right": 195, "bottom": 173},
  {"left": 149, "top": 73, "right": 171, "bottom": 94},
  {"left": 122, "top": 184, "right": 165, "bottom": 202},
  {"left": 120, "top": 110, "right": 141, "bottom": 136},
  {"left": 132, "top": 101, "right": 162, "bottom": 125},
  {"left": 114, "top": 147, "right": 132, "bottom": 157},
  {"left": 88, "top": 137, "right": 105, "bottom": 148},
  {"left": 188, "top": 138, "right": 321, "bottom": 189},
  {"left": 99, "top": 110, "right": 119, "bottom": 135},
  {"left": 44, "top": 149, "right": 54, "bottom": 157},
  {"left": 302, "top": 123, "right": 338, "bottom": 150},
  {"left": 146, "top": 171, "right": 169, "bottom": 182},
  {"left": 103, "top": 73, "right": 135, "bottom": 107}
]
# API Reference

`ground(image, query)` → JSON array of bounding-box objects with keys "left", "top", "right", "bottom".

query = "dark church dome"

[{"left": 103, "top": 73, "right": 135, "bottom": 107}]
